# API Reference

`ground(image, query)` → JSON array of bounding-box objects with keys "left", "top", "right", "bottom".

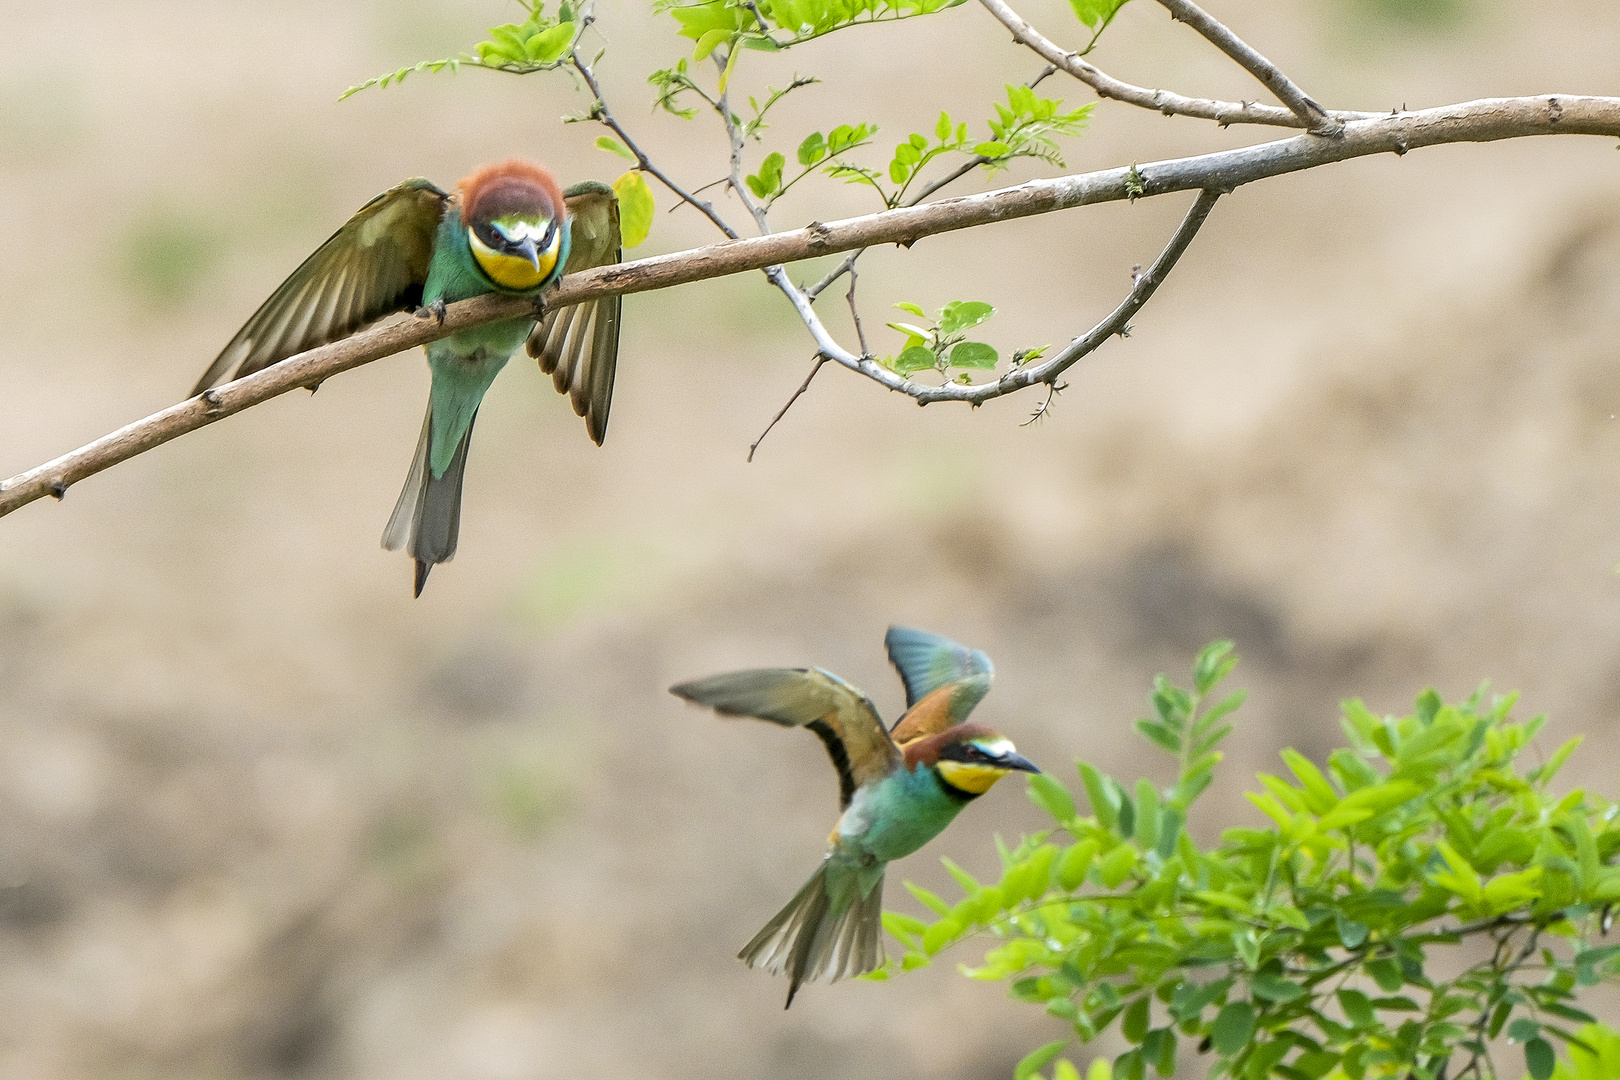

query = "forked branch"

[
  {"left": 3, "top": 94, "right": 1619, "bottom": 516},
  {"left": 978, "top": 0, "right": 1374, "bottom": 129},
  {"left": 1153, "top": 0, "right": 1337, "bottom": 133}
]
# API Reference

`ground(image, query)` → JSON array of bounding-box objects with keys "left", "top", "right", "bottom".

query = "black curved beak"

[
  {"left": 1002, "top": 751, "right": 1040, "bottom": 775},
  {"left": 513, "top": 234, "right": 541, "bottom": 270}
]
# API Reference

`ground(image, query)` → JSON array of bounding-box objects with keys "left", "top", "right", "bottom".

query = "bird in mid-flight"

[
  {"left": 670, "top": 626, "right": 1039, "bottom": 1007},
  {"left": 191, "top": 160, "right": 623, "bottom": 596}
]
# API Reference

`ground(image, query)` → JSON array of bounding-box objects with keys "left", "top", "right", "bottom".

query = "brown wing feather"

[
  {"left": 669, "top": 668, "right": 900, "bottom": 809},
  {"left": 191, "top": 179, "right": 449, "bottom": 396},
  {"left": 527, "top": 182, "right": 621, "bottom": 445},
  {"left": 889, "top": 684, "right": 964, "bottom": 749}
]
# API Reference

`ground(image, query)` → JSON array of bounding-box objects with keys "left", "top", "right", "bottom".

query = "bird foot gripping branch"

[{"left": 671, "top": 626, "right": 1038, "bottom": 1008}]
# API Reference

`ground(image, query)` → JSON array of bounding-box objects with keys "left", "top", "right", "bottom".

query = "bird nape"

[
  {"left": 670, "top": 625, "right": 1039, "bottom": 1007},
  {"left": 191, "top": 161, "right": 625, "bottom": 597}
]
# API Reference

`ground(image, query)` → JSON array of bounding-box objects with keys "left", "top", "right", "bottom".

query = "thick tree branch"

[
  {"left": 978, "top": 0, "right": 1374, "bottom": 129},
  {"left": 3, "top": 93, "right": 1618, "bottom": 517},
  {"left": 1154, "top": 0, "right": 1338, "bottom": 133}
]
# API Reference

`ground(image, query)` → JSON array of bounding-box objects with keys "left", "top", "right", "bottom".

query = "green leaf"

[
  {"left": 904, "top": 881, "right": 952, "bottom": 916},
  {"left": 1079, "top": 763, "right": 1119, "bottom": 831},
  {"left": 1193, "top": 640, "right": 1236, "bottom": 694},
  {"left": 1366, "top": 958, "right": 1404, "bottom": 993},
  {"left": 1017, "top": 1041, "right": 1070, "bottom": 1080},
  {"left": 1097, "top": 842, "right": 1138, "bottom": 888},
  {"left": 1508, "top": 1018, "right": 1542, "bottom": 1043},
  {"left": 1525, "top": 1037, "right": 1556, "bottom": 1080},
  {"left": 1135, "top": 719, "right": 1182, "bottom": 754},
  {"left": 1337, "top": 988, "right": 1376, "bottom": 1029},
  {"left": 1056, "top": 839, "right": 1098, "bottom": 890},
  {"left": 1122, "top": 995, "right": 1151, "bottom": 1043},
  {"left": 881, "top": 910, "right": 928, "bottom": 941},
  {"left": 524, "top": 21, "right": 575, "bottom": 62},
  {"left": 595, "top": 136, "right": 636, "bottom": 160},
  {"left": 936, "top": 111, "right": 953, "bottom": 141},
  {"left": 974, "top": 140, "right": 1012, "bottom": 158},
  {"left": 948, "top": 341, "right": 998, "bottom": 369},
  {"left": 940, "top": 857, "right": 979, "bottom": 895},
  {"left": 747, "top": 151, "right": 785, "bottom": 199},
  {"left": 1133, "top": 779, "right": 1160, "bottom": 851},
  {"left": 1029, "top": 774, "right": 1078, "bottom": 824},
  {"left": 612, "top": 170, "right": 655, "bottom": 248},
  {"left": 1334, "top": 912, "right": 1369, "bottom": 949},
  {"left": 891, "top": 345, "right": 938, "bottom": 373},
  {"left": 1251, "top": 973, "right": 1304, "bottom": 1003},
  {"left": 1211, "top": 1002, "right": 1256, "bottom": 1056},
  {"left": 1280, "top": 748, "right": 1338, "bottom": 814},
  {"left": 921, "top": 918, "right": 962, "bottom": 955},
  {"left": 892, "top": 301, "right": 927, "bottom": 317},
  {"left": 797, "top": 132, "right": 827, "bottom": 166},
  {"left": 692, "top": 27, "right": 731, "bottom": 60},
  {"left": 939, "top": 300, "right": 995, "bottom": 335}
]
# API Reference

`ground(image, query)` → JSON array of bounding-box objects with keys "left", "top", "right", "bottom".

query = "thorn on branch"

[{"left": 49, "top": 481, "right": 67, "bottom": 500}]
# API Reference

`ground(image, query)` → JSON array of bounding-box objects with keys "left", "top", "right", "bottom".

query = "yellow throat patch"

[
  {"left": 937, "top": 759, "right": 1013, "bottom": 795},
  {"left": 468, "top": 224, "right": 559, "bottom": 291}
]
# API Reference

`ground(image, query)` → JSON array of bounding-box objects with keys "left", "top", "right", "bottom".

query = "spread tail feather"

[
  {"left": 381, "top": 406, "right": 477, "bottom": 597},
  {"left": 739, "top": 861, "right": 885, "bottom": 1008}
]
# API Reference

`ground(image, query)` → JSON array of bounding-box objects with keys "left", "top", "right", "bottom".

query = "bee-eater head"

[
  {"left": 459, "top": 159, "right": 567, "bottom": 293},
  {"left": 908, "top": 723, "right": 1040, "bottom": 797}
]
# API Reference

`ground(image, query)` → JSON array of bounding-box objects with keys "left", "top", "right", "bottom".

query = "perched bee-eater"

[
  {"left": 671, "top": 626, "right": 1039, "bottom": 1007},
  {"left": 192, "top": 160, "right": 623, "bottom": 596}
]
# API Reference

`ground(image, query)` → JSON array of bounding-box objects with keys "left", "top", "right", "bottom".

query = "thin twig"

[
  {"left": 571, "top": 42, "right": 740, "bottom": 238},
  {"left": 716, "top": 61, "right": 774, "bottom": 235},
  {"left": 748, "top": 356, "right": 828, "bottom": 462},
  {"left": 4, "top": 93, "right": 1619, "bottom": 516},
  {"left": 845, "top": 265, "right": 870, "bottom": 358},
  {"left": 1154, "top": 0, "right": 1339, "bottom": 134},
  {"left": 1005, "top": 187, "right": 1220, "bottom": 393},
  {"left": 804, "top": 63, "right": 1057, "bottom": 302},
  {"left": 978, "top": 0, "right": 1375, "bottom": 129}
]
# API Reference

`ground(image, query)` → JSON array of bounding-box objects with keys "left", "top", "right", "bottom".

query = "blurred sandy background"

[{"left": 1, "top": 0, "right": 1619, "bottom": 1076}]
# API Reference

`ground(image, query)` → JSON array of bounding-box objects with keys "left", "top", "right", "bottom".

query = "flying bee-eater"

[
  {"left": 670, "top": 626, "right": 1039, "bottom": 1008},
  {"left": 191, "top": 160, "right": 623, "bottom": 596}
]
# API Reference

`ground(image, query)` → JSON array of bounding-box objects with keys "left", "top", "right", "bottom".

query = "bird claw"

[
  {"left": 414, "top": 300, "right": 447, "bottom": 326},
  {"left": 530, "top": 293, "right": 548, "bottom": 322}
]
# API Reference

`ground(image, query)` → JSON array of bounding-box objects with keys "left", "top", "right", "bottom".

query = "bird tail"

[
  {"left": 381, "top": 405, "right": 477, "bottom": 597},
  {"left": 739, "top": 860, "right": 885, "bottom": 1009}
]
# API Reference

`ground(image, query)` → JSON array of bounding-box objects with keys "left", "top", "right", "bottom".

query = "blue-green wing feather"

[{"left": 884, "top": 626, "right": 994, "bottom": 708}]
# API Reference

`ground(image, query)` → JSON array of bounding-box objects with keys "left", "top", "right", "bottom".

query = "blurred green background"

[{"left": 1, "top": 0, "right": 1619, "bottom": 1077}]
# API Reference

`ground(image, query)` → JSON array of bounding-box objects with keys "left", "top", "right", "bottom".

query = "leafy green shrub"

[{"left": 878, "top": 643, "right": 1620, "bottom": 1080}]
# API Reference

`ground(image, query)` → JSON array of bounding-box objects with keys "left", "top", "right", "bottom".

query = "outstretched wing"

[
  {"left": 191, "top": 178, "right": 449, "bottom": 395},
  {"left": 885, "top": 626, "right": 993, "bottom": 707},
  {"left": 670, "top": 667, "right": 899, "bottom": 809},
  {"left": 526, "top": 180, "right": 621, "bottom": 445},
  {"left": 885, "top": 627, "right": 995, "bottom": 746}
]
